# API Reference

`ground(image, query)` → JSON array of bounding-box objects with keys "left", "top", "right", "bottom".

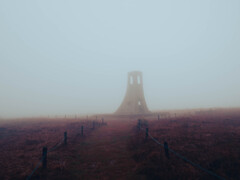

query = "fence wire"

[
  {"left": 26, "top": 137, "right": 64, "bottom": 180},
  {"left": 26, "top": 157, "right": 43, "bottom": 180},
  {"left": 25, "top": 122, "right": 99, "bottom": 180},
  {"left": 139, "top": 125, "right": 225, "bottom": 180},
  {"left": 49, "top": 139, "right": 64, "bottom": 152},
  {"left": 26, "top": 119, "right": 225, "bottom": 180}
]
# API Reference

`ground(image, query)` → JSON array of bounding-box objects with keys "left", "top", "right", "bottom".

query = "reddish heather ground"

[{"left": 0, "top": 111, "right": 240, "bottom": 180}]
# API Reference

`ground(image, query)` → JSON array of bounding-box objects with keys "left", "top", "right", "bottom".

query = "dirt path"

[{"left": 67, "top": 119, "right": 140, "bottom": 180}]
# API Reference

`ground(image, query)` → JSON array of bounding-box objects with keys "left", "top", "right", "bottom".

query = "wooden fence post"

[
  {"left": 93, "top": 121, "right": 95, "bottom": 129},
  {"left": 102, "top": 118, "right": 104, "bottom": 125},
  {"left": 64, "top": 132, "right": 67, "bottom": 145},
  {"left": 164, "top": 141, "right": 169, "bottom": 159},
  {"left": 81, "top": 126, "right": 83, "bottom": 136},
  {"left": 145, "top": 128, "right": 148, "bottom": 139},
  {"left": 138, "top": 119, "right": 141, "bottom": 130},
  {"left": 42, "top": 147, "right": 47, "bottom": 169},
  {"left": 158, "top": 114, "right": 160, "bottom": 120}
]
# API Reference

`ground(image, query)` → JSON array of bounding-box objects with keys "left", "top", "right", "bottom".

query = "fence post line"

[
  {"left": 81, "top": 126, "right": 83, "bottom": 136},
  {"left": 164, "top": 141, "right": 169, "bottom": 159},
  {"left": 145, "top": 128, "right": 148, "bottom": 139},
  {"left": 42, "top": 147, "right": 47, "bottom": 169},
  {"left": 138, "top": 119, "right": 141, "bottom": 130},
  {"left": 158, "top": 114, "right": 160, "bottom": 120},
  {"left": 64, "top": 131, "right": 67, "bottom": 145}
]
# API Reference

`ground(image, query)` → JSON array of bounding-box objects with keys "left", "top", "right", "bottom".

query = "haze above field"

[{"left": 0, "top": 0, "right": 240, "bottom": 118}]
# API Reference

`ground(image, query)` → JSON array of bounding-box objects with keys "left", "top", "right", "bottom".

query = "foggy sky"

[{"left": 1, "top": 0, "right": 240, "bottom": 118}]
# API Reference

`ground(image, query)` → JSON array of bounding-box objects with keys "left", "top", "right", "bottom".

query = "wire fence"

[
  {"left": 25, "top": 118, "right": 225, "bottom": 180},
  {"left": 26, "top": 137, "right": 65, "bottom": 180},
  {"left": 49, "top": 139, "right": 64, "bottom": 152},
  {"left": 25, "top": 119, "right": 107, "bottom": 180},
  {"left": 26, "top": 157, "right": 43, "bottom": 180},
  {"left": 138, "top": 120, "right": 226, "bottom": 180}
]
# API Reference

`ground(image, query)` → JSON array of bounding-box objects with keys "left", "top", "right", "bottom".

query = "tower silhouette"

[{"left": 115, "top": 71, "right": 150, "bottom": 115}]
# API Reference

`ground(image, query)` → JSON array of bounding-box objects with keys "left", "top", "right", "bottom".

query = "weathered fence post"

[
  {"left": 145, "top": 128, "right": 148, "bottom": 139},
  {"left": 102, "top": 118, "right": 104, "bottom": 125},
  {"left": 138, "top": 119, "right": 141, "bottom": 130},
  {"left": 81, "top": 126, "right": 83, "bottom": 136},
  {"left": 158, "top": 114, "right": 160, "bottom": 120},
  {"left": 164, "top": 141, "right": 169, "bottom": 159},
  {"left": 64, "top": 131, "right": 67, "bottom": 145},
  {"left": 93, "top": 121, "right": 95, "bottom": 129},
  {"left": 42, "top": 147, "right": 48, "bottom": 169}
]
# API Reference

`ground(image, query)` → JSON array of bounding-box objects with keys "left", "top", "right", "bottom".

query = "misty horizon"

[{"left": 1, "top": 1, "right": 240, "bottom": 118}]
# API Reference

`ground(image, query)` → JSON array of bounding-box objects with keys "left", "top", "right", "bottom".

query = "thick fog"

[{"left": 0, "top": 0, "right": 240, "bottom": 118}]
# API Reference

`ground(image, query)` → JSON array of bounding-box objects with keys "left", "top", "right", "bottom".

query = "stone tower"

[{"left": 115, "top": 71, "right": 150, "bottom": 115}]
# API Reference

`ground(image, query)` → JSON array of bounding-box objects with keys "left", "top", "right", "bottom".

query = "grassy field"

[{"left": 0, "top": 109, "right": 240, "bottom": 180}]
